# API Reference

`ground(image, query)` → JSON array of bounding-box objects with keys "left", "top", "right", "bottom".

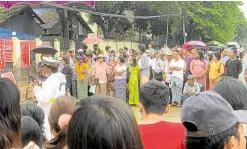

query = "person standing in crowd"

[
  {"left": 61, "top": 57, "right": 73, "bottom": 95},
  {"left": 147, "top": 43, "right": 155, "bottom": 55},
  {"left": 182, "top": 91, "right": 246, "bottom": 149},
  {"left": 67, "top": 95, "right": 143, "bottom": 149},
  {"left": 104, "top": 46, "right": 111, "bottom": 63},
  {"left": 220, "top": 48, "right": 230, "bottom": 65},
  {"left": 139, "top": 80, "right": 185, "bottom": 149},
  {"left": 190, "top": 50, "right": 208, "bottom": 90},
  {"left": 209, "top": 52, "right": 225, "bottom": 89},
  {"left": 71, "top": 57, "right": 78, "bottom": 98},
  {"left": 86, "top": 53, "right": 94, "bottom": 96},
  {"left": 163, "top": 50, "right": 173, "bottom": 100},
  {"left": 181, "top": 75, "right": 200, "bottom": 102},
  {"left": 106, "top": 55, "right": 116, "bottom": 96},
  {"left": 0, "top": 78, "right": 22, "bottom": 149},
  {"left": 161, "top": 44, "right": 170, "bottom": 55},
  {"left": 225, "top": 47, "right": 242, "bottom": 79},
  {"left": 68, "top": 49, "right": 74, "bottom": 67},
  {"left": 139, "top": 47, "right": 150, "bottom": 85},
  {"left": 92, "top": 54, "right": 108, "bottom": 95},
  {"left": 128, "top": 57, "right": 140, "bottom": 106},
  {"left": 169, "top": 50, "right": 184, "bottom": 106},
  {"left": 75, "top": 56, "right": 88, "bottom": 99},
  {"left": 114, "top": 57, "right": 127, "bottom": 101},
  {"left": 123, "top": 46, "right": 129, "bottom": 55},
  {"left": 152, "top": 51, "right": 164, "bottom": 81},
  {"left": 33, "top": 57, "right": 66, "bottom": 140}
]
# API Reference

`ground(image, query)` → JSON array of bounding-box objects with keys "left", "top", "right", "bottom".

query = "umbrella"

[
  {"left": 0, "top": 1, "right": 95, "bottom": 8},
  {"left": 32, "top": 45, "right": 58, "bottom": 55},
  {"left": 182, "top": 41, "right": 208, "bottom": 50},
  {"left": 82, "top": 37, "right": 104, "bottom": 44}
]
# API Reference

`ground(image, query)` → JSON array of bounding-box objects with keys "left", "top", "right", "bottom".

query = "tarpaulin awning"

[{"left": 0, "top": 28, "right": 36, "bottom": 40}]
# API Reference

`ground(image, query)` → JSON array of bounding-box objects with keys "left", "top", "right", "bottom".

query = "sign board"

[
  {"left": 1, "top": 72, "right": 16, "bottom": 83},
  {"left": 0, "top": 40, "right": 4, "bottom": 70},
  {"left": 4, "top": 40, "right": 13, "bottom": 62},
  {"left": 20, "top": 40, "right": 30, "bottom": 68},
  {"left": 42, "top": 42, "right": 50, "bottom": 46},
  {"left": 29, "top": 41, "right": 36, "bottom": 50}
]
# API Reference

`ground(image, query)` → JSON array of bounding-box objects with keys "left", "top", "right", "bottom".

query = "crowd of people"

[
  {"left": 0, "top": 42, "right": 247, "bottom": 149},
  {"left": 54, "top": 43, "right": 243, "bottom": 107}
]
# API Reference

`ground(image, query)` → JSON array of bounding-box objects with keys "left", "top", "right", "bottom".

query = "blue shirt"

[{"left": 220, "top": 56, "right": 230, "bottom": 65}]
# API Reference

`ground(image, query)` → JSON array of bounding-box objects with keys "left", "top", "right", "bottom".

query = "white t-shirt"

[
  {"left": 114, "top": 64, "right": 127, "bottom": 79},
  {"left": 170, "top": 59, "right": 184, "bottom": 80}
]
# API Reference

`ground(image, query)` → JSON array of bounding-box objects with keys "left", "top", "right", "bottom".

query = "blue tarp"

[{"left": 0, "top": 28, "right": 36, "bottom": 40}]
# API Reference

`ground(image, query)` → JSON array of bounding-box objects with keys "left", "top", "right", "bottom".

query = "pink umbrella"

[
  {"left": 182, "top": 41, "right": 208, "bottom": 50},
  {"left": 0, "top": 1, "right": 95, "bottom": 8},
  {"left": 82, "top": 37, "right": 104, "bottom": 44}
]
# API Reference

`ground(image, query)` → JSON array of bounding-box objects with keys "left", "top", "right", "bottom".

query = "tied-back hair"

[
  {"left": 0, "top": 78, "right": 21, "bottom": 149},
  {"left": 67, "top": 95, "right": 143, "bottom": 149},
  {"left": 43, "top": 96, "right": 77, "bottom": 149},
  {"left": 21, "top": 103, "right": 46, "bottom": 142},
  {"left": 131, "top": 57, "right": 137, "bottom": 67},
  {"left": 196, "top": 50, "right": 204, "bottom": 61}
]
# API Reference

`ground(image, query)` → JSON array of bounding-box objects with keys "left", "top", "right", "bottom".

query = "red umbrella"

[
  {"left": 182, "top": 41, "right": 208, "bottom": 50},
  {"left": 0, "top": 1, "right": 95, "bottom": 8},
  {"left": 82, "top": 37, "right": 104, "bottom": 44}
]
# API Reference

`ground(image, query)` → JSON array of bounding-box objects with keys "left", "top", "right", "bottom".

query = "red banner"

[
  {"left": 1, "top": 72, "right": 16, "bottom": 83},
  {"left": 29, "top": 41, "right": 36, "bottom": 50},
  {"left": 20, "top": 40, "right": 30, "bottom": 68},
  {"left": 42, "top": 42, "right": 50, "bottom": 46},
  {"left": 0, "top": 40, "right": 4, "bottom": 70},
  {"left": 4, "top": 40, "right": 13, "bottom": 62}
]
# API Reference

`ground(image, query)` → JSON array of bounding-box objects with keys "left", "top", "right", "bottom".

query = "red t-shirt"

[{"left": 139, "top": 121, "right": 186, "bottom": 149}]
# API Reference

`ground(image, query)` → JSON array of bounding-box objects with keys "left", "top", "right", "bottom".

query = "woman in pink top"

[
  {"left": 92, "top": 54, "right": 109, "bottom": 95},
  {"left": 190, "top": 50, "right": 208, "bottom": 90}
]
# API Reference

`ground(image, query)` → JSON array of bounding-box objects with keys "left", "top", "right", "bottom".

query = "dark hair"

[
  {"left": 207, "top": 53, "right": 213, "bottom": 62},
  {"left": 21, "top": 116, "right": 43, "bottom": 148},
  {"left": 105, "top": 46, "right": 111, "bottom": 51},
  {"left": 213, "top": 52, "right": 221, "bottom": 60},
  {"left": 44, "top": 65, "right": 58, "bottom": 73},
  {"left": 43, "top": 96, "right": 77, "bottom": 149},
  {"left": 119, "top": 57, "right": 125, "bottom": 63},
  {"left": 124, "top": 46, "right": 128, "bottom": 50},
  {"left": 173, "top": 49, "right": 180, "bottom": 54},
  {"left": 21, "top": 103, "right": 45, "bottom": 141},
  {"left": 213, "top": 76, "right": 247, "bottom": 110},
  {"left": 62, "top": 57, "right": 70, "bottom": 64},
  {"left": 82, "top": 45, "right": 88, "bottom": 50},
  {"left": 0, "top": 78, "right": 21, "bottom": 149},
  {"left": 67, "top": 95, "right": 143, "bottom": 149},
  {"left": 140, "top": 80, "right": 170, "bottom": 115},
  {"left": 196, "top": 50, "right": 204, "bottom": 61},
  {"left": 131, "top": 57, "right": 137, "bottom": 66},
  {"left": 184, "top": 122, "right": 240, "bottom": 149},
  {"left": 111, "top": 50, "right": 116, "bottom": 54}
]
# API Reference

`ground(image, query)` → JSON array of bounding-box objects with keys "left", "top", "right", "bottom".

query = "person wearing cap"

[
  {"left": 92, "top": 54, "right": 109, "bottom": 95},
  {"left": 139, "top": 80, "right": 185, "bottom": 149},
  {"left": 33, "top": 57, "right": 66, "bottom": 140},
  {"left": 104, "top": 46, "right": 111, "bottom": 63},
  {"left": 162, "top": 50, "right": 173, "bottom": 100},
  {"left": 169, "top": 50, "right": 185, "bottom": 106},
  {"left": 75, "top": 56, "right": 88, "bottom": 99},
  {"left": 181, "top": 91, "right": 246, "bottom": 149},
  {"left": 225, "top": 47, "right": 242, "bottom": 79},
  {"left": 181, "top": 75, "right": 200, "bottom": 102}
]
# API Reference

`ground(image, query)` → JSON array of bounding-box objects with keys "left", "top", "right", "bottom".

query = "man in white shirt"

[
  {"left": 169, "top": 50, "right": 184, "bottom": 106},
  {"left": 152, "top": 51, "right": 164, "bottom": 81},
  {"left": 33, "top": 57, "right": 66, "bottom": 139}
]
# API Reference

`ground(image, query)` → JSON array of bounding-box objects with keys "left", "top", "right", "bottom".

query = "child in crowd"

[{"left": 181, "top": 75, "right": 200, "bottom": 102}]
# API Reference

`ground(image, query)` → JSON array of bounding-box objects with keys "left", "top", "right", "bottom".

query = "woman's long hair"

[
  {"left": 0, "top": 78, "right": 21, "bottom": 149},
  {"left": 43, "top": 96, "right": 77, "bottom": 149}
]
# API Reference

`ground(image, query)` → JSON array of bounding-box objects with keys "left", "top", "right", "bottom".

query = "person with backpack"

[
  {"left": 209, "top": 52, "right": 225, "bottom": 89},
  {"left": 190, "top": 50, "right": 208, "bottom": 90}
]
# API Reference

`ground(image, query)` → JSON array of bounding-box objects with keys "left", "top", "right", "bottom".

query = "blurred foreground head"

[
  {"left": 0, "top": 78, "right": 21, "bottom": 148},
  {"left": 67, "top": 95, "right": 143, "bottom": 149}
]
